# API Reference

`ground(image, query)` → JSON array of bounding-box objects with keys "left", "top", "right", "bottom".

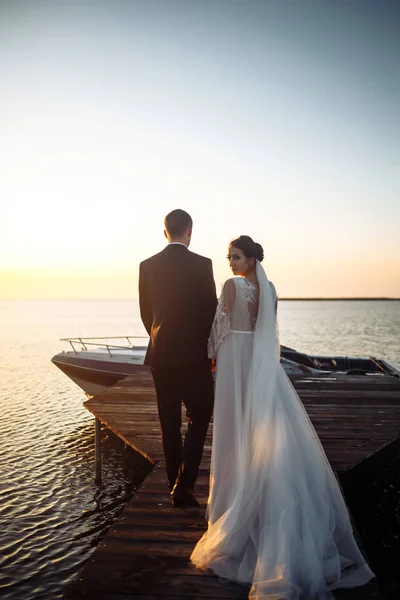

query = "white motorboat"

[
  {"left": 51, "top": 337, "right": 149, "bottom": 396},
  {"left": 51, "top": 336, "right": 400, "bottom": 397}
]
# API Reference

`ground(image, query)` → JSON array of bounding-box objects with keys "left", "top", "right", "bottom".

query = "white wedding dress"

[{"left": 191, "top": 262, "right": 374, "bottom": 599}]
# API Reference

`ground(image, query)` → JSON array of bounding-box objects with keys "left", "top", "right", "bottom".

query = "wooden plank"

[
  {"left": 84, "top": 372, "right": 400, "bottom": 473},
  {"left": 66, "top": 371, "right": 400, "bottom": 599}
]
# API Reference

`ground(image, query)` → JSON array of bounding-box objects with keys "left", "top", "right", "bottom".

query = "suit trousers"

[{"left": 151, "top": 364, "right": 214, "bottom": 491}]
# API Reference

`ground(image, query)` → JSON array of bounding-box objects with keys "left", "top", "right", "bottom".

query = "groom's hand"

[{"left": 211, "top": 359, "right": 216, "bottom": 372}]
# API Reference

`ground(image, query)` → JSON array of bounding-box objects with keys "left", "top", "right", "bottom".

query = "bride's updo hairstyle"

[{"left": 229, "top": 235, "right": 264, "bottom": 262}]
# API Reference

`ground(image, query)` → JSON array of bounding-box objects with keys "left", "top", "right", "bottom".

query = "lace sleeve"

[{"left": 207, "top": 279, "right": 236, "bottom": 358}]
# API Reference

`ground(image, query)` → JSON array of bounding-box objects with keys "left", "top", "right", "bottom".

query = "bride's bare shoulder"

[
  {"left": 222, "top": 277, "right": 241, "bottom": 291},
  {"left": 220, "top": 278, "right": 238, "bottom": 303},
  {"left": 224, "top": 276, "right": 239, "bottom": 284}
]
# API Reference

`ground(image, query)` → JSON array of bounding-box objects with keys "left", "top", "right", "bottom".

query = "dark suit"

[{"left": 139, "top": 243, "right": 217, "bottom": 490}]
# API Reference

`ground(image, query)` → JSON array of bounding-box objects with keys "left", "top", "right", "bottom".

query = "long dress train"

[{"left": 190, "top": 262, "right": 374, "bottom": 599}]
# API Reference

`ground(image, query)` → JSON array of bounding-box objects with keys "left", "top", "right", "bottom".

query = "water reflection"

[{"left": 0, "top": 420, "right": 152, "bottom": 600}]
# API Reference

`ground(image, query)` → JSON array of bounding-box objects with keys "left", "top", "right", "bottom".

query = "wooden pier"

[{"left": 66, "top": 371, "right": 400, "bottom": 600}]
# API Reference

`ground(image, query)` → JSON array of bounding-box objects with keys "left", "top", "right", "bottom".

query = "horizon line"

[{"left": 1, "top": 297, "right": 400, "bottom": 302}]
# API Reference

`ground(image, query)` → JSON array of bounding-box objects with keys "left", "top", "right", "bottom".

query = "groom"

[{"left": 139, "top": 209, "right": 217, "bottom": 508}]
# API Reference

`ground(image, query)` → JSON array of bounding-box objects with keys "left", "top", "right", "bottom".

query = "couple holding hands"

[{"left": 139, "top": 209, "right": 373, "bottom": 599}]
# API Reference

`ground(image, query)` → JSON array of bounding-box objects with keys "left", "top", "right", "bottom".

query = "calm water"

[{"left": 0, "top": 299, "right": 399, "bottom": 600}]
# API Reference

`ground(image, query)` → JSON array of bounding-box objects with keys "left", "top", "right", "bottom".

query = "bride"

[{"left": 190, "top": 235, "right": 374, "bottom": 599}]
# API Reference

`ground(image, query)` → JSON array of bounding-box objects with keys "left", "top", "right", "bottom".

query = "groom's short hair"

[{"left": 164, "top": 209, "right": 193, "bottom": 236}]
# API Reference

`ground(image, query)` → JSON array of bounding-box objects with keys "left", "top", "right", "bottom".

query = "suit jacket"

[{"left": 139, "top": 244, "right": 218, "bottom": 367}]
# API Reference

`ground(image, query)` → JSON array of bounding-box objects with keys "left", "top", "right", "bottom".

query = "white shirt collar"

[{"left": 168, "top": 242, "right": 187, "bottom": 248}]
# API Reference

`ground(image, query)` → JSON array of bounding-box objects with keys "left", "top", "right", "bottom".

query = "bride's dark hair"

[{"left": 230, "top": 235, "right": 264, "bottom": 262}]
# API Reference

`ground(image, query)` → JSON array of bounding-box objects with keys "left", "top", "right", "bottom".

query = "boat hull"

[{"left": 51, "top": 353, "right": 150, "bottom": 396}]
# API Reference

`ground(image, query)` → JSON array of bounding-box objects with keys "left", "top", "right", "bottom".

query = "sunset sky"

[{"left": 1, "top": 0, "right": 399, "bottom": 299}]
